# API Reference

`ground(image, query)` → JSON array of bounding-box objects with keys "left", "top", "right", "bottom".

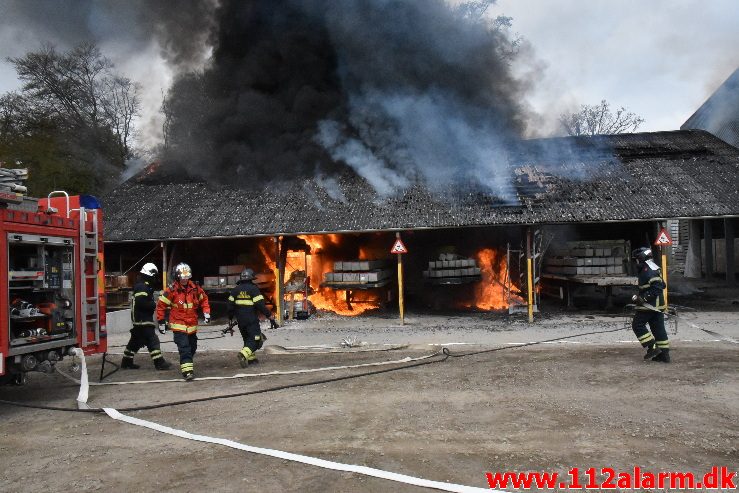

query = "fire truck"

[{"left": 0, "top": 184, "right": 106, "bottom": 385}]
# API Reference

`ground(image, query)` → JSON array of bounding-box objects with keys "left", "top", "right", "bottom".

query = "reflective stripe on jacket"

[
  {"left": 227, "top": 280, "right": 271, "bottom": 324},
  {"left": 131, "top": 278, "right": 156, "bottom": 327},
  {"left": 637, "top": 263, "right": 666, "bottom": 311},
  {"left": 155, "top": 280, "right": 211, "bottom": 333}
]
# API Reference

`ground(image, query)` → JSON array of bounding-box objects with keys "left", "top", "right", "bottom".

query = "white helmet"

[
  {"left": 174, "top": 262, "right": 192, "bottom": 282},
  {"left": 140, "top": 262, "right": 159, "bottom": 277}
]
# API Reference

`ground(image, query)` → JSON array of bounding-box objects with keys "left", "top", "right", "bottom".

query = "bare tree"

[
  {"left": 8, "top": 42, "right": 140, "bottom": 160},
  {"left": 1, "top": 43, "right": 141, "bottom": 195},
  {"left": 101, "top": 75, "right": 141, "bottom": 158},
  {"left": 559, "top": 100, "right": 645, "bottom": 136}
]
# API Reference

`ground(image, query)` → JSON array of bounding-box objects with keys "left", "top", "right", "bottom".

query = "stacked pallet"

[
  {"left": 544, "top": 241, "right": 628, "bottom": 276},
  {"left": 323, "top": 260, "right": 392, "bottom": 285},
  {"left": 423, "top": 253, "right": 481, "bottom": 279}
]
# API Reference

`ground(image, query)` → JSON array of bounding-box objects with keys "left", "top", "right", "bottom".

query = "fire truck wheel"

[{"left": 11, "top": 373, "right": 27, "bottom": 386}]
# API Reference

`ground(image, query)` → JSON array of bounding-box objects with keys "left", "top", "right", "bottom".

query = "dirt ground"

[{"left": 1, "top": 300, "right": 737, "bottom": 492}]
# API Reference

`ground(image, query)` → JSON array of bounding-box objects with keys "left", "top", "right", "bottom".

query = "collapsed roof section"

[{"left": 102, "top": 130, "right": 739, "bottom": 242}]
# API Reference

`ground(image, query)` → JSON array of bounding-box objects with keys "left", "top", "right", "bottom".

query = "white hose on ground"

[
  {"left": 70, "top": 348, "right": 89, "bottom": 409},
  {"left": 56, "top": 352, "right": 441, "bottom": 387},
  {"left": 103, "top": 408, "right": 499, "bottom": 493}
]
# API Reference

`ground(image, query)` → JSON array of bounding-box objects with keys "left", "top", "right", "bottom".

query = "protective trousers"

[
  {"left": 238, "top": 321, "right": 263, "bottom": 362},
  {"left": 123, "top": 326, "right": 164, "bottom": 362},
  {"left": 632, "top": 310, "right": 669, "bottom": 350},
  {"left": 173, "top": 332, "right": 198, "bottom": 374}
]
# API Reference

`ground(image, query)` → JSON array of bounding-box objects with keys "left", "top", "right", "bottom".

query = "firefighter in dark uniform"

[
  {"left": 631, "top": 247, "right": 670, "bottom": 363},
  {"left": 227, "top": 268, "right": 278, "bottom": 367},
  {"left": 121, "top": 263, "right": 172, "bottom": 370}
]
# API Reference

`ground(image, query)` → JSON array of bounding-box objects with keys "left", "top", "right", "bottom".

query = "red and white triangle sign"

[
  {"left": 390, "top": 238, "right": 408, "bottom": 254},
  {"left": 654, "top": 228, "right": 673, "bottom": 246}
]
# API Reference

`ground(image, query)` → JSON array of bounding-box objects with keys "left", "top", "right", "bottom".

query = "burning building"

[
  {"left": 91, "top": 2, "right": 739, "bottom": 318},
  {"left": 103, "top": 130, "right": 739, "bottom": 320}
]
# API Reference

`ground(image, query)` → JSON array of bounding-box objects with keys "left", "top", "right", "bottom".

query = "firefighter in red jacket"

[{"left": 156, "top": 263, "right": 211, "bottom": 380}]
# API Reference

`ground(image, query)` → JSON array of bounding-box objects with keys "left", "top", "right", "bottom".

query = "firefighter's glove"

[
  {"left": 157, "top": 320, "right": 167, "bottom": 334},
  {"left": 269, "top": 318, "right": 280, "bottom": 329},
  {"left": 631, "top": 295, "right": 645, "bottom": 306},
  {"left": 203, "top": 313, "right": 211, "bottom": 324}
]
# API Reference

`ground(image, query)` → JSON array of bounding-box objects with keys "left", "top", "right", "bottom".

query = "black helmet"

[
  {"left": 239, "top": 268, "right": 255, "bottom": 281},
  {"left": 631, "top": 247, "right": 653, "bottom": 263}
]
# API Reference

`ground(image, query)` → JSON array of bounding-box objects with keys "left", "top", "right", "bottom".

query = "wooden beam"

[{"left": 726, "top": 218, "right": 736, "bottom": 286}]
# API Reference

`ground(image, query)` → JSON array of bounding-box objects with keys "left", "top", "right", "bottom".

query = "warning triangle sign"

[
  {"left": 390, "top": 238, "right": 408, "bottom": 254},
  {"left": 654, "top": 228, "right": 673, "bottom": 246}
]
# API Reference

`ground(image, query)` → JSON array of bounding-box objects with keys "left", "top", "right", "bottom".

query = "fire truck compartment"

[{"left": 7, "top": 233, "right": 76, "bottom": 356}]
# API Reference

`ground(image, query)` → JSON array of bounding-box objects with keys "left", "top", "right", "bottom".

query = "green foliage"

[{"left": 0, "top": 129, "right": 99, "bottom": 196}]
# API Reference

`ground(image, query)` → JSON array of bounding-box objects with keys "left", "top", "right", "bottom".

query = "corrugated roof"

[
  {"left": 102, "top": 130, "right": 739, "bottom": 242},
  {"left": 682, "top": 68, "right": 739, "bottom": 148}
]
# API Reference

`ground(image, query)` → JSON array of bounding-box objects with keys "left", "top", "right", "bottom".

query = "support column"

[
  {"left": 726, "top": 218, "right": 736, "bottom": 286},
  {"left": 275, "top": 236, "right": 284, "bottom": 325},
  {"left": 685, "top": 219, "right": 702, "bottom": 278},
  {"left": 161, "top": 241, "right": 168, "bottom": 287},
  {"left": 526, "top": 227, "right": 534, "bottom": 323},
  {"left": 704, "top": 219, "right": 714, "bottom": 279},
  {"left": 396, "top": 232, "right": 405, "bottom": 325}
]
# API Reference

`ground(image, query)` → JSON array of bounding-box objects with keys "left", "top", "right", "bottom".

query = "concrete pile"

[
  {"left": 323, "top": 260, "right": 392, "bottom": 285},
  {"left": 423, "top": 253, "right": 481, "bottom": 280},
  {"left": 544, "top": 240, "right": 629, "bottom": 276}
]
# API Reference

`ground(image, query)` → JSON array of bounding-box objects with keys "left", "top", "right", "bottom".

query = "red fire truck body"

[{"left": 1, "top": 193, "right": 106, "bottom": 384}]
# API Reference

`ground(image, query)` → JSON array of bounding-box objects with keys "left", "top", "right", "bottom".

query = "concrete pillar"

[
  {"left": 704, "top": 219, "right": 714, "bottom": 279},
  {"left": 726, "top": 218, "right": 736, "bottom": 286},
  {"left": 685, "top": 219, "right": 702, "bottom": 278}
]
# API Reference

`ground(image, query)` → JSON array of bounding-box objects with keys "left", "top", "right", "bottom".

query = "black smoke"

[
  {"left": 1, "top": 0, "right": 533, "bottom": 200},
  {"left": 161, "top": 0, "right": 531, "bottom": 200},
  {"left": 0, "top": 0, "right": 216, "bottom": 71}
]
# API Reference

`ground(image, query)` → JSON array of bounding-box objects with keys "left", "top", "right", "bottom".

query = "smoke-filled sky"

[
  {"left": 1, "top": 0, "right": 736, "bottom": 136},
  {"left": 0, "top": 0, "right": 737, "bottom": 196}
]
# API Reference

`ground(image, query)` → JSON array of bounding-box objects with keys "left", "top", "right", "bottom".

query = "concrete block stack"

[
  {"left": 423, "top": 253, "right": 482, "bottom": 279},
  {"left": 544, "top": 241, "right": 629, "bottom": 276},
  {"left": 323, "top": 260, "right": 392, "bottom": 285},
  {"left": 204, "top": 264, "right": 244, "bottom": 287}
]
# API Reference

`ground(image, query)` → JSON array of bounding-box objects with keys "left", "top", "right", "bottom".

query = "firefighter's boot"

[
  {"left": 121, "top": 358, "right": 140, "bottom": 369},
  {"left": 643, "top": 343, "right": 662, "bottom": 361},
  {"left": 180, "top": 362, "right": 194, "bottom": 381},
  {"left": 238, "top": 347, "right": 258, "bottom": 367},
  {"left": 121, "top": 352, "right": 140, "bottom": 369},
  {"left": 154, "top": 358, "right": 172, "bottom": 370},
  {"left": 652, "top": 348, "right": 671, "bottom": 363}
]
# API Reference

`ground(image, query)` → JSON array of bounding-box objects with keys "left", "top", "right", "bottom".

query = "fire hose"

[{"left": 0, "top": 325, "right": 632, "bottom": 413}]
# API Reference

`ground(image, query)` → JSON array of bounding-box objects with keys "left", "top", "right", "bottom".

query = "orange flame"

[
  {"left": 259, "top": 236, "right": 513, "bottom": 315},
  {"left": 471, "top": 248, "right": 508, "bottom": 310},
  {"left": 258, "top": 241, "right": 276, "bottom": 271},
  {"left": 251, "top": 234, "right": 376, "bottom": 316}
]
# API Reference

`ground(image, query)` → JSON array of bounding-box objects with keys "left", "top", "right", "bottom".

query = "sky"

[
  {"left": 0, "top": 0, "right": 737, "bottom": 148},
  {"left": 492, "top": 0, "right": 739, "bottom": 135}
]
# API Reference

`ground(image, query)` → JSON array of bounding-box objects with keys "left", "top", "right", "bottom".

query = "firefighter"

[
  {"left": 121, "top": 263, "right": 172, "bottom": 370},
  {"left": 631, "top": 247, "right": 670, "bottom": 363},
  {"left": 227, "top": 268, "right": 278, "bottom": 367},
  {"left": 156, "top": 262, "right": 211, "bottom": 380}
]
